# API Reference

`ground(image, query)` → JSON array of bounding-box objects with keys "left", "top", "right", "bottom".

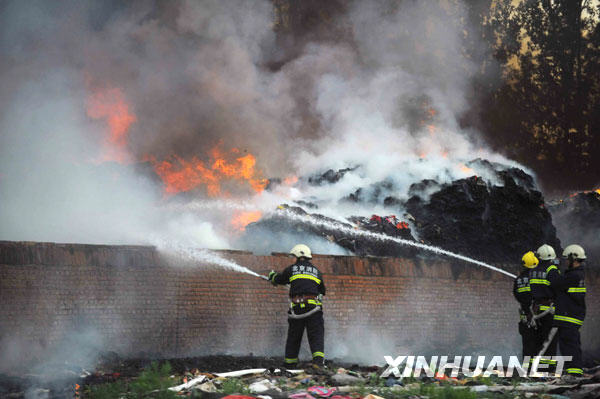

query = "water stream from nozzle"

[
  {"left": 159, "top": 243, "right": 267, "bottom": 279},
  {"left": 277, "top": 209, "right": 516, "bottom": 278}
]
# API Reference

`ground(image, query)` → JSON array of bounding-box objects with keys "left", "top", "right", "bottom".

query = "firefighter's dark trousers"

[
  {"left": 557, "top": 325, "right": 583, "bottom": 376},
  {"left": 284, "top": 309, "right": 324, "bottom": 365},
  {"left": 519, "top": 321, "right": 537, "bottom": 360},
  {"left": 535, "top": 313, "right": 558, "bottom": 371}
]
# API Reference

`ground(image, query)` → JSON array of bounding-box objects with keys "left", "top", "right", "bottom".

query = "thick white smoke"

[{"left": 0, "top": 0, "right": 525, "bottom": 249}]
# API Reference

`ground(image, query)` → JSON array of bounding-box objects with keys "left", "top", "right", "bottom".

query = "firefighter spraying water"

[{"left": 268, "top": 244, "right": 326, "bottom": 368}]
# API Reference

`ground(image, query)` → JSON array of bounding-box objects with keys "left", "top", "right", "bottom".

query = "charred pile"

[
  {"left": 246, "top": 159, "right": 559, "bottom": 262},
  {"left": 404, "top": 162, "right": 560, "bottom": 262},
  {"left": 241, "top": 205, "right": 418, "bottom": 258}
]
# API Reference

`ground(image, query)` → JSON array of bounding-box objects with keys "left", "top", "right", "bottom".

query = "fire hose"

[
  {"left": 288, "top": 305, "right": 322, "bottom": 319},
  {"left": 528, "top": 303, "right": 555, "bottom": 329}
]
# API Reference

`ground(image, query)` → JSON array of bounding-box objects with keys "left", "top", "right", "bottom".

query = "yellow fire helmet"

[{"left": 522, "top": 251, "right": 539, "bottom": 268}]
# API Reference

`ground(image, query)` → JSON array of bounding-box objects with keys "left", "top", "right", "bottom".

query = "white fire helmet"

[
  {"left": 562, "top": 244, "right": 586, "bottom": 260},
  {"left": 290, "top": 244, "right": 312, "bottom": 259},
  {"left": 536, "top": 244, "right": 556, "bottom": 261}
]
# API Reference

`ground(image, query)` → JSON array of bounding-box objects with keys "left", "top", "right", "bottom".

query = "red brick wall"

[{"left": 1, "top": 241, "right": 598, "bottom": 372}]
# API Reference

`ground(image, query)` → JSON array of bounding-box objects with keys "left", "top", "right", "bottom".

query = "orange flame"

[
  {"left": 595, "top": 189, "right": 600, "bottom": 195},
  {"left": 283, "top": 175, "right": 298, "bottom": 186},
  {"left": 149, "top": 146, "right": 267, "bottom": 196},
  {"left": 231, "top": 210, "right": 262, "bottom": 231},
  {"left": 87, "top": 87, "right": 136, "bottom": 163},
  {"left": 459, "top": 163, "right": 474, "bottom": 175}
]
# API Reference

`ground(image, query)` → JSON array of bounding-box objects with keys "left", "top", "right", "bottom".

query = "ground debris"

[{"left": 3, "top": 356, "right": 600, "bottom": 398}]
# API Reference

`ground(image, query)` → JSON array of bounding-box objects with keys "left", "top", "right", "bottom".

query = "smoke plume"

[{"left": 0, "top": 0, "right": 521, "bottom": 252}]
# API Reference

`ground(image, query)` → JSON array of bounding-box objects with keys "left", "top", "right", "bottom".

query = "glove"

[
  {"left": 317, "top": 294, "right": 323, "bottom": 302},
  {"left": 268, "top": 270, "right": 277, "bottom": 285}
]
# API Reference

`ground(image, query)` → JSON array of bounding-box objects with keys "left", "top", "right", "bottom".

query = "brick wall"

[{"left": 1, "top": 241, "right": 598, "bottom": 372}]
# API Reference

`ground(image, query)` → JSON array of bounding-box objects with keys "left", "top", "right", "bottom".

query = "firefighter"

[
  {"left": 514, "top": 251, "right": 537, "bottom": 361},
  {"left": 268, "top": 244, "right": 326, "bottom": 368},
  {"left": 552, "top": 244, "right": 587, "bottom": 382},
  {"left": 529, "top": 244, "right": 560, "bottom": 371}
]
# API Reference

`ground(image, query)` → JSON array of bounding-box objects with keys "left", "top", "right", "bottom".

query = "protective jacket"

[
  {"left": 553, "top": 266, "right": 586, "bottom": 327},
  {"left": 529, "top": 260, "right": 560, "bottom": 302},
  {"left": 273, "top": 258, "right": 326, "bottom": 365},
  {"left": 514, "top": 268, "right": 536, "bottom": 360},
  {"left": 513, "top": 269, "right": 532, "bottom": 313},
  {"left": 273, "top": 259, "right": 326, "bottom": 297}
]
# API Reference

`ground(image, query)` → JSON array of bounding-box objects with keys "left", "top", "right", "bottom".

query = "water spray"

[
  {"left": 157, "top": 242, "right": 269, "bottom": 280},
  {"left": 183, "top": 248, "right": 270, "bottom": 280},
  {"left": 277, "top": 209, "right": 517, "bottom": 278}
]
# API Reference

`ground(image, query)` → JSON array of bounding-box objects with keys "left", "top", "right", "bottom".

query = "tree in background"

[
  {"left": 481, "top": 1, "right": 600, "bottom": 191},
  {"left": 271, "top": 0, "right": 599, "bottom": 192}
]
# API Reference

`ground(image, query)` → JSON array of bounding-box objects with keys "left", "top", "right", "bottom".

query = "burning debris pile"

[
  {"left": 240, "top": 204, "right": 417, "bottom": 258},
  {"left": 549, "top": 190, "right": 600, "bottom": 264},
  {"left": 242, "top": 160, "right": 559, "bottom": 262},
  {"left": 3, "top": 355, "right": 600, "bottom": 398},
  {"left": 403, "top": 160, "right": 560, "bottom": 262}
]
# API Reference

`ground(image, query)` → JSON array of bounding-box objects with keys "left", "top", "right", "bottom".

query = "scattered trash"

[
  {"left": 5, "top": 355, "right": 599, "bottom": 398},
  {"left": 168, "top": 374, "right": 206, "bottom": 392},
  {"left": 217, "top": 369, "right": 273, "bottom": 378},
  {"left": 330, "top": 372, "right": 366, "bottom": 386},
  {"left": 307, "top": 385, "right": 337, "bottom": 397},
  {"left": 248, "top": 378, "right": 281, "bottom": 393},
  {"left": 197, "top": 380, "right": 218, "bottom": 392}
]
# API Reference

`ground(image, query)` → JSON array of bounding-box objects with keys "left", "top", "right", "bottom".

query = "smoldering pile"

[{"left": 240, "top": 159, "right": 560, "bottom": 263}]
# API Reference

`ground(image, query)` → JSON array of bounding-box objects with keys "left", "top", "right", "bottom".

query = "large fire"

[
  {"left": 149, "top": 147, "right": 268, "bottom": 196},
  {"left": 87, "top": 87, "right": 136, "bottom": 163},
  {"left": 231, "top": 211, "right": 263, "bottom": 231},
  {"left": 85, "top": 84, "right": 268, "bottom": 196}
]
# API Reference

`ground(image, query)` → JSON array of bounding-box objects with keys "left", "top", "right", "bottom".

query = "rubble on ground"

[{"left": 2, "top": 355, "right": 599, "bottom": 398}]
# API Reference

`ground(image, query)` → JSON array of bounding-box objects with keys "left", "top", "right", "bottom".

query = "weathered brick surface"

[{"left": 0, "top": 241, "right": 598, "bottom": 371}]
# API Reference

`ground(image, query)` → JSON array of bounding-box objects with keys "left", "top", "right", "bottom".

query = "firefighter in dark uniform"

[
  {"left": 268, "top": 244, "right": 326, "bottom": 367},
  {"left": 514, "top": 251, "right": 538, "bottom": 361},
  {"left": 553, "top": 244, "right": 587, "bottom": 382},
  {"left": 529, "top": 244, "right": 560, "bottom": 371}
]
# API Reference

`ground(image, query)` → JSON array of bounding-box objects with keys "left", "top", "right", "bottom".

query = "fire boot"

[{"left": 282, "top": 357, "right": 298, "bottom": 369}]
